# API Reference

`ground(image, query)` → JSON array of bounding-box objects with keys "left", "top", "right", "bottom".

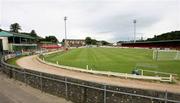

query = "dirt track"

[{"left": 17, "top": 55, "right": 180, "bottom": 93}]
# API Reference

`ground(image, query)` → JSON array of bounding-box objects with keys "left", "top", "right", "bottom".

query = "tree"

[
  {"left": 10, "top": 23, "right": 21, "bottom": 33},
  {"left": 85, "top": 37, "right": 92, "bottom": 45},
  {"left": 101, "top": 40, "right": 110, "bottom": 45},
  {"left": 91, "top": 39, "right": 97, "bottom": 45},
  {"left": 30, "top": 30, "right": 37, "bottom": 37},
  {"left": 147, "top": 31, "right": 180, "bottom": 41},
  {"left": 45, "top": 36, "right": 59, "bottom": 43}
]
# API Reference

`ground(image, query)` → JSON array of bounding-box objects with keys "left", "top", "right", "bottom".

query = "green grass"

[
  {"left": 6, "top": 56, "right": 22, "bottom": 66},
  {"left": 44, "top": 48, "right": 180, "bottom": 78}
]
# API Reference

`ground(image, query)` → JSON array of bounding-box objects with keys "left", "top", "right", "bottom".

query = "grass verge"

[{"left": 6, "top": 56, "right": 23, "bottom": 66}]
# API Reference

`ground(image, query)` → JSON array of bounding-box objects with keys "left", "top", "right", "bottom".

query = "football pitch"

[{"left": 44, "top": 48, "right": 180, "bottom": 77}]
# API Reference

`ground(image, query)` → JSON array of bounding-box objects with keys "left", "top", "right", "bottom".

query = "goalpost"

[
  {"left": 175, "top": 51, "right": 180, "bottom": 60},
  {"left": 153, "top": 49, "right": 180, "bottom": 61}
]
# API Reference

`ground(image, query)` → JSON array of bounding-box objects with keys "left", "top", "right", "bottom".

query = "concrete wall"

[
  {"left": 1, "top": 59, "right": 180, "bottom": 103},
  {"left": 0, "top": 37, "right": 9, "bottom": 50}
]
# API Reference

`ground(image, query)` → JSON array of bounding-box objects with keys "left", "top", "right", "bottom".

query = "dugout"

[{"left": 121, "top": 40, "right": 180, "bottom": 49}]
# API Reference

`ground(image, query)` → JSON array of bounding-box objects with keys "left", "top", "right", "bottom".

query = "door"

[{"left": 0, "top": 39, "right": 3, "bottom": 55}]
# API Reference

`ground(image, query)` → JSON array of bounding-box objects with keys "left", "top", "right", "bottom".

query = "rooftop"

[
  {"left": 122, "top": 39, "right": 180, "bottom": 44},
  {"left": 0, "top": 31, "right": 13, "bottom": 37},
  {"left": 0, "top": 31, "right": 37, "bottom": 39}
]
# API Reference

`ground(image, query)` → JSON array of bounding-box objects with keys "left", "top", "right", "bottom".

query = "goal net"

[{"left": 153, "top": 50, "right": 180, "bottom": 60}]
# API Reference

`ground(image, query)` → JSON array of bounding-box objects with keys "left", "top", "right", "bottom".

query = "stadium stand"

[{"left": 121, "top": 40, "right": 180, "bottom": 49}]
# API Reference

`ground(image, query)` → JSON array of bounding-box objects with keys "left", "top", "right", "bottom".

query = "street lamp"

[
  {"left": 133, "top": 19, "right": 136, "bottom": 43},
  {"left": 64, "top": 16, "right": 67, "bottom": 40},
  {"left": 64, "top": 16, "right": 67, "bottom": 48}
]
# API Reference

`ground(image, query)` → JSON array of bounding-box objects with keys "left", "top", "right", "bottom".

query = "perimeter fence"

[{"left": 0, "top": 54, "right": 180, "bottom": 103}]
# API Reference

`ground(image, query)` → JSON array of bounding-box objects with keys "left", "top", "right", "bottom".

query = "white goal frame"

[{"left": 153, "top": 49, "right": 180, "bottom": 61}]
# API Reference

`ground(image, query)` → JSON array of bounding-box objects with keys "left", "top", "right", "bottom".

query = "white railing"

[
  {"left": 37, "top": 56, "right": 173, "bottom": 82},
  {"left": 10, "top": 43, "right": 37, "bottom": 46}
]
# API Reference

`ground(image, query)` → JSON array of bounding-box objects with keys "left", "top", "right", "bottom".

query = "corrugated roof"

[
  {"left": 135, "top": 40, "right": 180, "bottom": 43},
  {"left": 123, "top": 39, "right": 180, "bottom": 44},
  {"left": 13, "top": 33, "right": 36, "bottom": 39},
  {"left": 0, "top": 31, "right": 36, "bottom": 39},
  {"left": 0, "top": 31, "right": 13, "bottom": 37}
]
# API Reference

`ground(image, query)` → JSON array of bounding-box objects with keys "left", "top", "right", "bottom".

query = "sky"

[{"left": 0, "top": 0, "right": 180, "bottom": 42}]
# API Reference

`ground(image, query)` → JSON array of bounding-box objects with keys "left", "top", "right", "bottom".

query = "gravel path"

[
  {"left": 0, "top": 72, "right": 72, "bottom": 103},
  {"left": 17, "top": 55, "right": 180, "bottom": 93}
]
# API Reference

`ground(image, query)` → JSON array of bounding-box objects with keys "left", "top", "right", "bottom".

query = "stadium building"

[
  {"left": 0, "top": 31, "right": 38, "bottom": 53},
  {"left": 121, "top": 40, "right": 180, "bottom": 49},
  {"left": 62, "top": 39, "right": 85, "bottom": 47}
]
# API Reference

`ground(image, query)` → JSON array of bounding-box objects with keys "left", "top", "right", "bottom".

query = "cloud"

[{"left": 0, "top": 0, "right": 179, "bottom": 42}]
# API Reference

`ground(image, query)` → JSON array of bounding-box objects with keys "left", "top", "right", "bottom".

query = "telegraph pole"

[{"left": 133, "top": 19, "right": 136, "bottom": 43}]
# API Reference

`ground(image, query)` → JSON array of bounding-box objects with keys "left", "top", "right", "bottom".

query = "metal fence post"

[
  {"left": 11, "top": 68, "right": 14, "bottom": 79},
  {"left": 65, "top": 77, "right": 68, "bottom": 99},
  {"left": 156, "top": 50, "right": 159, "bottom": 61},
  {"left": 165, "top": 90, "right": 168, "bottom": 103},
  {"left": 23, "top": 69, "right": 27, "bottom": 86},
  {"left": 104, "top": 85, "right": 107, "bottom": 103},
  {"left": 40, "top": 73, "right": 43, "bottom": 92}
]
